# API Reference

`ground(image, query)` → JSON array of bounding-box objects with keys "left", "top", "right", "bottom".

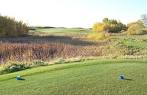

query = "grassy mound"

[{"left": 0, "top": 59, "right": 147, "bottom": 95}]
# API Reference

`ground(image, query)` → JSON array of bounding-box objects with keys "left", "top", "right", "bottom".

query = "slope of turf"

[{"left": 0, "top": 59, "right": 147, "bottom": 95}]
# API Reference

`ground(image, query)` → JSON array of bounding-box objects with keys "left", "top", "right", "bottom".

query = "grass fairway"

[
  {"left": 0, "top": 59, "right": 147, "bottom": 95},
  {"left": 29, "top": 28, "right": 90, "bottom": 36}
]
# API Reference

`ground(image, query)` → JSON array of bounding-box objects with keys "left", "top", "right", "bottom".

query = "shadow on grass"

[
  {"left": 0, "top": 35, "right": 103, "bottom": 46},
  {"left": 125, "top": 78, "right": 133, "bottom": 81},
  {"left": 17, "top": 78, "right": 26, "bottom": 81}
]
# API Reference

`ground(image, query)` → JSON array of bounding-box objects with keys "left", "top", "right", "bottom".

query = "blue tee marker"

[
  {"left": 119, "top": 74, "right": 125, "bottom": 80},
  {"left": 16, "top": 76, "right": 25, "bottom": 80}
]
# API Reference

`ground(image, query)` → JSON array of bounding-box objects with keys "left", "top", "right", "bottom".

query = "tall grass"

[
  {"left": 0, "top": 35, "right": 147, "bottom": 64},
  {"left": 0, "top": 42, "right": 105, "bottom": 64}
]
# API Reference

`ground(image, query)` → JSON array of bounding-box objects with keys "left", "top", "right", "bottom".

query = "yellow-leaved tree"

[
  {"left": 126, "top": 21, "right": 145, "bottom": 35},
  {"left": 88, "top": 22, "right": 109, "bottom": 40}
]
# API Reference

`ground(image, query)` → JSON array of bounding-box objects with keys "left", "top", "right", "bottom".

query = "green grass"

[
  {"left": 119, "top": 38, "right": 147, "bottom": 49},
  {"left": 0, "top": 59, "right": 147, "bottom": 95},
  {"left": 110, "top": 35, "right": 147, "bottom": 56},
  {"left": 30, "top": 28, "right": 90, "bottom": 36}
]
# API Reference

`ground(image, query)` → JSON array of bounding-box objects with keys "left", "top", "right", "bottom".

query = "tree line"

[
  {"left": 0, "top": 15, "right": 147, "bottom": 37},
  {"left": 91, "top": 16, "right": 147, "bottom": 40},
  {"left": 0, "top": 15, "right": 28, "bottom": 37}
]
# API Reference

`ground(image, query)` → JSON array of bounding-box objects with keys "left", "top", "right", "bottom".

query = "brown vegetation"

[{"left": 0, "top": 36, "right": 109, "bottom": 63}]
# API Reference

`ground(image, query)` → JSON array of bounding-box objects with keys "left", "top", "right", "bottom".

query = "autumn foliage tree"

[
  {"left": 88, "top": 23, "right": 108, "bottom": 40},
  {"left": 89, "top": 18, "right": 126, "bottom": 40},
  {"left": 126, "top": 21, "right": 145, "bottom": 35},
  {"left": 0, "top": 15, "right": 28, "bottom": 36},
  {"left": 92, "top": 22, "right": 109, "bottom": 33},
  {"left": 102, "top": 18, "right": 127, "bottom": 33}
]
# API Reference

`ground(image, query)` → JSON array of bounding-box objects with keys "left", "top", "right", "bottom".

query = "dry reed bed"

[{"left": 0, "top": 42, "right": 105, "bottom": 63}]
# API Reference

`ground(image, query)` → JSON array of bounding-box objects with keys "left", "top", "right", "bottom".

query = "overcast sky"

[{"left": 0, "top": 0, "right": 147, "bottom": 28}]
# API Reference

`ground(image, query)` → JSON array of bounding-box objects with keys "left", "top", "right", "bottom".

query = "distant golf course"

[
  {"left": 29, "top": 27, "right": 90, "bottom": 36},
  {"left": 0, "top": 59, "right": 147, "bottom": 95}
]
